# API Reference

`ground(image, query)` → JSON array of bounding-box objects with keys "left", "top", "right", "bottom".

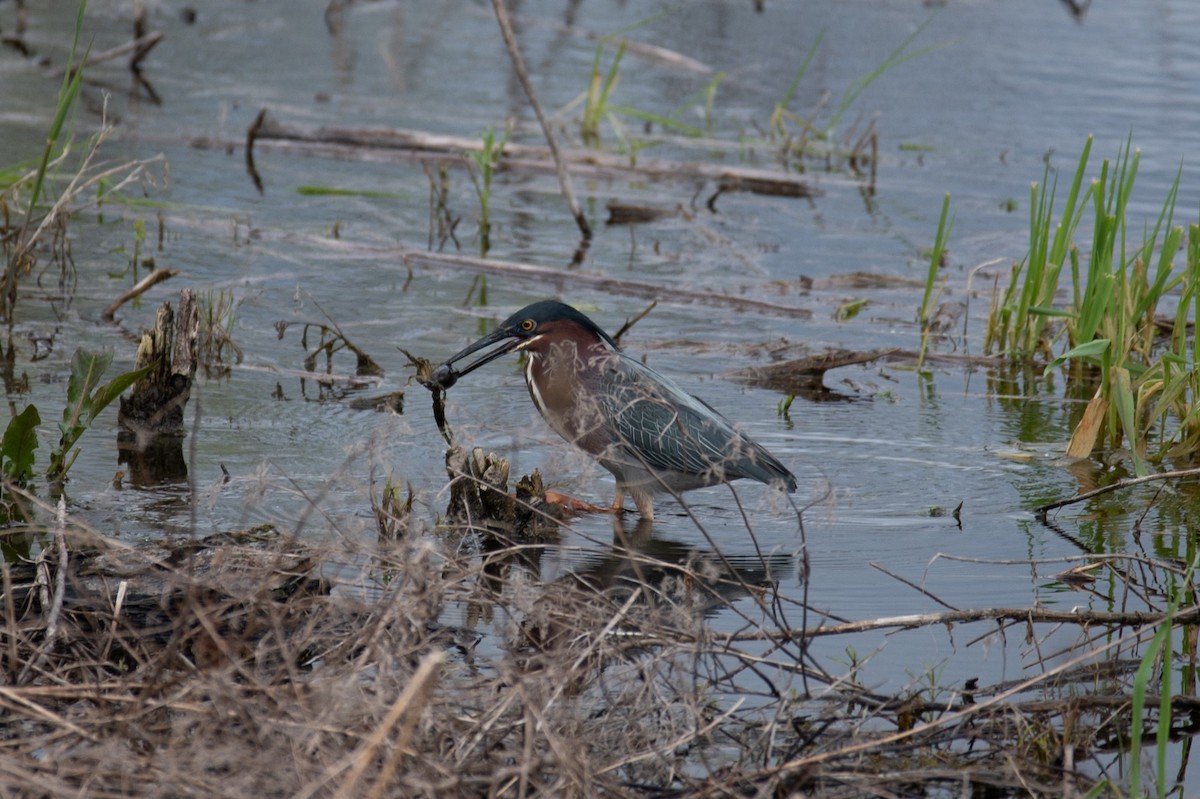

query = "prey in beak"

[{"left": 425, "top": 317, "right": 545, "bottom": 391}]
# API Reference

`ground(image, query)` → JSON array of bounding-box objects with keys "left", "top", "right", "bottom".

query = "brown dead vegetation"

[{"left": 0, "top": 461, "right": 1187, "bottom": 797}]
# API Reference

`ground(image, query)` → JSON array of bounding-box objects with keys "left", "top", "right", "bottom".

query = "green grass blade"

[
  {"left": 608, "top": 106, "right": 703, "bottom": 137},
  {"left": 919, "top": 194, "right": 952, "bottom": 322},
  {"left": 827, "top": 16, "right": 942, "bottom": 132},
  {"left": 23, "top": 0, "right": 90, "bottom": 224},
  {"left": 1043, "top": 338, "right": 1110, "bottom": 374},
  {"left": 1130, "top": 619, "right": 1169, "bottom": 797},
  {"left": 770, "top": 30, "right": 824, "bottom": 134}
]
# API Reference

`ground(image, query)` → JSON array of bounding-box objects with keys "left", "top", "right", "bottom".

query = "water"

[{"left": 4, "top": 0, "right": 1200, "bottom": 789}]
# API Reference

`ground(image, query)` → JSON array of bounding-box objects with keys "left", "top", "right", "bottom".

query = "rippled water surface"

[{"left": 4, "top": 0, "right": 1200, "bottom": 789}]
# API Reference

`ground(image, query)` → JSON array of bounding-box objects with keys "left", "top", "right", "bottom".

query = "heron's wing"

[{"left": 597, "top": 354, "right": 789, "bottom": 485}]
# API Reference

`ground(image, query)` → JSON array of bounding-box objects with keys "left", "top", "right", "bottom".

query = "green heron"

[{"left": 430, "top": 300, "right": 797, "bottom": 520}]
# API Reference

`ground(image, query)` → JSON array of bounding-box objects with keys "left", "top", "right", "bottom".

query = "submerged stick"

[
  {"left": 1035, "top": 467, "right": 1200, "bottom": 516},
  {"left": 489, "top": 0, "right": 591, "bottom": 242},
  {"left": 398, "top": 249, "right": 811, "bottom": 318}
]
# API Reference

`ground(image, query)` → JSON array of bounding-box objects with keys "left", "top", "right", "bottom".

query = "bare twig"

[
  {"left": 58, "top": 31, "right": 163, "bottom": 74},
  {"left": 241, "top": 118, "right": 825, "bottom": 199},
  {"left": 489, "top": 0, "right": 591, "bottom": 241},
  {"left": 870, "top": 561, "right": 958, "bottom": 611},
  {"left": 1036, "top": 467, "right": 1200, "bottom": 515},
  {"left": 101, "top": 268, "right": 179, "bottom": 321},
  {"left": 18, "top": 499, "right": 69, "bottom": 685},
  {"left": 611, "top": 300, "right": 657, "bottom": 346},
  {"left": 719, "top": 603, "right": 1200, "bottom": 640}
]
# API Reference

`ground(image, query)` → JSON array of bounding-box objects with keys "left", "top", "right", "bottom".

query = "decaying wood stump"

[
  {"left": 117, "top": 289, "right": 200, "bottom": 484},
  {"left": 444, "top": 446, "right": 561, "bottom": 536},
  {"left": 446, "top": 447, "right": 514, "bottom": 526}
]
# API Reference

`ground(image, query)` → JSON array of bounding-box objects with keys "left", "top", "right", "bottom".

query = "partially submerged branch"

[
  {"left": 243, "top": 115, "right": 825, "bottom": 201},
  {"left": 1036, "top": 467, "right": 1200, "bottom": 516}
]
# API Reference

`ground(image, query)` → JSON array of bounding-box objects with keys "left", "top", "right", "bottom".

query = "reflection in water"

[
  {"left": 117, "top": 433, "right": 188, "bottom": 487},
  {"left": 470, "top": 514, "right": 794, "bottom": 636},
  {"left": 569, "top": 515, "right": 794, "bottom": 615}
]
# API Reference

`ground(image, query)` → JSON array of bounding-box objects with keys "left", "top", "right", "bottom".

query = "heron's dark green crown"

[{"left": 498, "top": 301, "right": 619, "bottom": 350}]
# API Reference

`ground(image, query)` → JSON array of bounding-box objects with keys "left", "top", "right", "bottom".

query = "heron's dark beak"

[{"left": 427, "top": 327, "right": 522, "bottom": 390}]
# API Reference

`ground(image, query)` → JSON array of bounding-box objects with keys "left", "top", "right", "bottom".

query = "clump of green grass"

[
  {"left": 981, "top": 135, "right": 1199, "bottom": 473},
  {"left": 559, "top": 39, "right": 704, "bottom": 164},
  {"left": 3, "top": 0, "right": 90, "bottom": 321},
  {"left": 198, "top": 289, "right": 244, "bottom": 378},
  {"left": 581, "top": 41, "right": 625, "bottom": 146}
]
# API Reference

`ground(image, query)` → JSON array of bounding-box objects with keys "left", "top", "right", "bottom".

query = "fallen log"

[{"left": 245, "top": 114, "right": 832, "bottom": 200}]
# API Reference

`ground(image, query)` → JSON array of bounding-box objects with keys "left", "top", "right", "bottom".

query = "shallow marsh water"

[{"left": 4, "top": 0, "right": 1200, "bottom": 790}]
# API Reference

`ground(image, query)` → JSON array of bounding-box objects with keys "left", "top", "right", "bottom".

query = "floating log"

[{"left": 245, "top": 114, "right": 829, "bottom": 200}]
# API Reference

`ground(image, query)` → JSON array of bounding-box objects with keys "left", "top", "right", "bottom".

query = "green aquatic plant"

[
  {"left": 978, "top": 135, "right": 1199, "bottom": 473},
  {"left": 825, "top": 19, "right": 940, "bottom": 136},
  {"left": 4, "top": 0, "right": 90, "bottom": 321},
  {"left": 47, "top": 349, "right": 149, "bottom": 484},
  {"left": 768, "top": 19, "right": 939, "bottom": 170},
  {"left": 582, "top": 41, "right": 625, "bottom": 146},
  {"left": 467, "top": 125, "right": 511, "bottom": 255},
  {"left": 1129, "top": 552, "right": 1196, "bottom": 798},
  {"left": 985, "top": 139, "right": 1091, "bottom": 360},
  {"left": 0, "top": 348, "right": 147, "bottom": 511},
  {"left": 917, "top": 193, "right": 954, "bottom": 369},
  {"left": 561, "top": 39, "right": 702, "bottom": 158},
  {"left": 768, "top": 30, "right": 824, "bottom": 140}
]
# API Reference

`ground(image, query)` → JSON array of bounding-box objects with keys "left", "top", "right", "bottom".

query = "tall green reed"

[{"left": 980, "top": 136, "right": 1197, "bottom": 472}]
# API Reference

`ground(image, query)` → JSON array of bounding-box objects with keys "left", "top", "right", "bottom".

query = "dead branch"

[
  {"left": 713, "top": 603, "right": 1200, "bottom": 641},
  {"left": 490, "top": 0, "right": 590, "bottom": 241},
  {"left": 726, "top": 619, "right": 1155, "bottom": 794},
  {"left": 243, "top": 116, "right": 827, "bottom": 200},
  {"left": 363, "top": 246, "right": 805, "bottom": 318},
  {"left": 250, "top": 231, "right": 807, "bottom": 317},
  {"left": 1036, "top": 467, "right": 1200, "bottom": 515},
  {"left": 101, "top": 267, "right": 179, "bottom": 321}
]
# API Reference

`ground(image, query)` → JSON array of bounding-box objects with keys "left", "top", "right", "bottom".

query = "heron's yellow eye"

[{"left": 520, "top": 319, "right": 536, "bottom": 332}]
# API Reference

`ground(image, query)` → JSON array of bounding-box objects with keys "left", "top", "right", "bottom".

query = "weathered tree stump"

[
  {"left": 444, "top": 446, "right": 562, "bottom": 536},
  {"left": 117, "top": 289, "right": 199, "bottom": 485}
]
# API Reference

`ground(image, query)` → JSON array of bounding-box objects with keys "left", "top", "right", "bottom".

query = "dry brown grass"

[{"left": 0, "top": 474, "right": 1185, "bottom": 797}]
